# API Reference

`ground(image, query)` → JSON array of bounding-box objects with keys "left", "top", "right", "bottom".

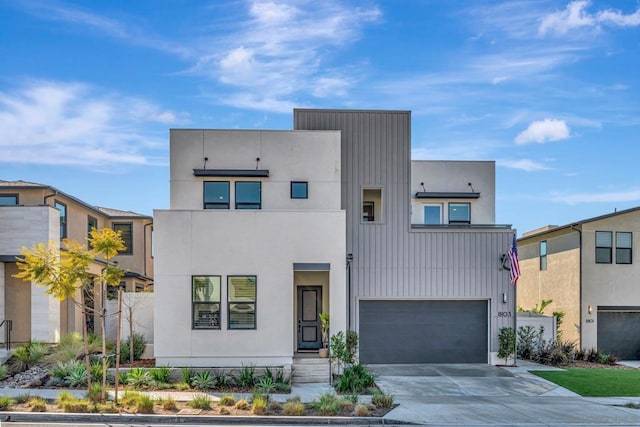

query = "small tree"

[{"left": 498, "top": 327, "right": 516, "bottom": 366}]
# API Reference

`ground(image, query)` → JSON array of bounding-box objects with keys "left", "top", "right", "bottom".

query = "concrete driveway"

[{"left": 370, "top": 363, "right": 640, "bottom": 426}]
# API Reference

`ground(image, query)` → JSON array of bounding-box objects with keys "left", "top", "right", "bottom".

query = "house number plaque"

[{"left": 497, "top": 312, "right": 512, "bottom": 317}]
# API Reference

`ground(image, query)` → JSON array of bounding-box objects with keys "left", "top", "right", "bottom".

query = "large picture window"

[
  {"left": 192, "top": 276, "right": 221, "bottom": 329},
  {"left": 204, "top": 181, "right": 230, "bottom": 209},
  {"left": 113, "top": 223, "right": 133, "bottom": 255},
  {"left": 616, "top": 232, "right": 632, "bottom": 264},
  {"left": 448, "top": 203, "right": 470, "bottom": 224},
  {"left": 228, "top": 276, "right": 257, "bottom": 329},
  {"left": 55, "top": 201, "right": 67, "bottom": 239},
  {"left": 235, "top": 182, "right": 261, "bottom": 209},
  {"left": 596, "top": 231, "right": 612, "bottom": 264},
  {"left": 0, "top": 194, "right": 18, "bottom": 205}
]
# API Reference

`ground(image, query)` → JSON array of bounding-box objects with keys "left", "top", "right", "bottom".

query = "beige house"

[
  {"left": 0, "top": 180, "right": 153, "bottom": 345},
  {"left": 518, "top": 207, "right": 640, "bottom": 359}
]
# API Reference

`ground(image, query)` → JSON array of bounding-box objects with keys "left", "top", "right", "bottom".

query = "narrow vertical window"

[
  {"left": 291, "top": 181, "right": 308, "bottom": 199},
  {"left": 55, "top": 201, "right": 67, "bottom": 239},
  {"left": 204, "top": 181, "right": 230, "bottom": 209},
  {"left": 540, "top": 240, "right": 547, "bottom": 270},
  {"left": 235, "top": 182, "right": 261, "bottom": 209},
  {"left": 448, "top": 203, "right": 470, "bottom": 224},
  {"left": 616, "top": 232, "right": 632, "bottom": 264},
  {"left": 87, "top": 216, "right": 98, "bottom": 248},
  {"left": 192, "top": 276, "right": 221, "bottom": 329},
  {"left": 228, "top": 276, "right": 257, "bottom": 329},
  {"left": 113, "top": 223, "right": 133, "bottom": 255},
  {"left": 595, "top": 231, "right": 612, "bottom": 264}
]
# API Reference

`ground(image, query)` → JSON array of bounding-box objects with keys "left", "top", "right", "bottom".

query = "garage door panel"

[
  {"left": 359, "top": 300, "right": 488, "bottom": 364},
  {"left": 598, "top": 310, "right": 640, "bottom": 360}
]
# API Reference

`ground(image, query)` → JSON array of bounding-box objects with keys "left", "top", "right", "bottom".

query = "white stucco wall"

[
  {"left": 410, "top": 161, "right": 495, "bottom": 225},
  {"left": 106, "top": 292, "right": 154, "bottom": 343},
  {"left": 153, "top": 209, "right": 346, "bottom": 367}
]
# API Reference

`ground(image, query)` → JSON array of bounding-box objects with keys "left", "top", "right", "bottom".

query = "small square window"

[
  {"left": 291, "top": 181, "right": 308, "bottom": 199},
  {"left": 204, "top": 181, "right": 230, "bottom": 209},
  {"left": 449, "top": 203, "right": 470, "bottom": 224},
  {"left": 423, "top": 205, "right": 442, "bottom": 225},
  {"left": 236, "top": 182, "right": 261, "bottom": 209}
]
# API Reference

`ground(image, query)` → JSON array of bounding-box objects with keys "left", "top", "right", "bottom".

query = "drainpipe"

[
  {"left": 43, "top": 191, "right": 57, "bottom": 205},
  {"left": 570, "top": 224, "right": 583, "bottom": 348},
  {"left": 346, "top": 253, "right": 353, "bottom": 330}
]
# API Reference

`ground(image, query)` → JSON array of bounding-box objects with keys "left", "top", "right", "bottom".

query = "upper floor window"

[
  {"left": 291, "top": 181, "right": 308, "bottom": 199},
  {"left": 448, "top": 203, "right": 470, "bottom": 224},
  {"left": 193, "top": 276, "right": 221, "bottom": 330},
  {"left": 113, "top": 223, "right": 133, "bottom": 255},
  {"left": 595, "top": 231, "right": 612, "bottom": 264},
  {"left": 362, "top": 188, "right": 382, "bottom": 223},
  {"left": 616, "top": 232, "right": 632, "bottom": 264},
  {"left": 55, "top": 201, "right": 67, "bottom": 239},
  {"left": 204, "top": 181, "right": 230, "bottom": 209},
  {"left": 423, "top": 204, "right": 442, "bottom": 225},
  {"left": 228, "top": 275, "right": 257, "bottom": 329},
  {"left": 540, "top": 240, "right": 547, "bottom": 270},
  {"left": 0, "top": 194, "right": 18, "bottom": 205},
  {"left": 235, "top": 182, "right": 261, "bottom": 209},
  {"left": 88, "top": 216, "right": 98, "bottom": 248}
]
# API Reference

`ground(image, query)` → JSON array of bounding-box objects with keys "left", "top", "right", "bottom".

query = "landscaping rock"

[{"left": 0, "top": 365, "right": 50, "bottom": 389}]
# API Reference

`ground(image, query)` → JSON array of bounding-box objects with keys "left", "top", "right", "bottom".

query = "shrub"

[
  {"left": 120, "top": 391, "right": 142, "bottom": 408},
  {"left": 135, "top": 395, "right": 155, "bottom": 414},
  {"left": 0, "top": 364, "right": 8, "bottom": 380},
  {"left": 191, "top": 370, "right": 216, "bottom": 390},
  {"left": 97, "top": 402, "right": 118, "bottom": 413},
  {"left": 517, "top": 325, "right": 545, "bottom": 360},
  {"left": 159, "top": 396, "right": 177, "bottom": 411},
  {"left": 316, "top": 393, "right": 340, "bottom": 416},
  {"left": 174, "top": 381, "right": 190, "bottom": 391},
  {"left": 51, "top": 332, "right": 86, "bottom": 363},
  {"left": 235, "top": 399, "right": 249, "bottom": 410},
  {"left": 90, "top": 361, "right": 106, "bottom": 383},
  {"left": 55, "top": 391, "right": 75, "bottom": 406},
  {"left": 282, "top": 400, "right": 305, "bottom": 416},
  {"left": 180, "top": 367, "right": 195, "bottom": 384},
  {"left": 235, "top": 365, "right": 256, "bottom": 388},
  {"left": 64, "top": 363, "right": 88, "bottom": 387},
  {"left": 61, "top": 399, "right": 91, "bottom": 413},
  {"left": 189, "top": 394, "right": 212, "bottom": 410},
  {"left": 256, "top": 376, "right": 276, "bottom": 393},
  {"left": 126, "top": 368, "right": 152, "bottom": 387},
  {"left": 13, "top": 340, "right": 48, "bottom": 370},
  {"left": 498, "top": 327, "right": 516, "bottom": 364},
  {"left": 14, "top": 393, "right": 35, "bottom": 404},
  {"left": 50, "top": 360, "right": 81, "bottom": 382},
  {"left": 354, "top": 404, "right": 370, "bottom": 416},
  {"left": 213, "top": 369, "right": 230, "bottom": 387},
  {"left": 118, "top": 333, "right": 146, "bottom": 364},
  {"left": 267, "top": 401, "right": 282, "bottom": 412},
  {"left": 28, "top": 397, "right": 47, "bottom": 412},
  {"left": 605, "top": 353, "right": 618, "bottom": 365},
  {"left": 334, "top": 364, "right": 376, "bottom": 394},
  {"left": 339, "top": 399, "right": 354, "bottom": 412},
  {"left": 0, "top": 396, "right": 14, "bottom": 411},
  {"left": 586, "top": 348, "right": 601, "bottom": 363},
  {"left": 251, "top": 394, "right": 268, "bottom": 415},
  {"left": 219, "top": 394, "right": 236, "bottom": 406},
  {"left": 150, "top": 366, "right": 172, "bottom": 383},
  {"left": 371, "top": 392, "right": 394, "bottom": 408},
  {"left": 87, "top": 383, "right": 104, "bottom": 403},
  {"left": 219, "top": 407, "right": 231, "bottom": 415}
]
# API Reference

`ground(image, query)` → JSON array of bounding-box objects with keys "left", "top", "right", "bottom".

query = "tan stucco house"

[
  {"left": 518, "top": 207, "right": 640, "bottom": 359},
  {"left": 0, "top": 180, "right": 153, "bottom": 345}
]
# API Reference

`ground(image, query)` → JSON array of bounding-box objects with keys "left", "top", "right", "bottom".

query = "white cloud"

[
  {"left": 515, "top": 119, "right": 570, "bottom": 144},
  {"left": 499, "top": 159, "right": 550, "bottom": 172},
  {"left": 0, "top": 80, "right": 184, "bottom": 167},
  {"left": 552, "top": 189, "right": 640, "bottom": 205},
  {"left": 539, "top": 1, "right": 640, "bottom": 36}
]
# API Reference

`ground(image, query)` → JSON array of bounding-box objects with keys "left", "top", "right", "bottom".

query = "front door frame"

[{"left": 297, "top": 285, "right": 323, "bottom": 350}]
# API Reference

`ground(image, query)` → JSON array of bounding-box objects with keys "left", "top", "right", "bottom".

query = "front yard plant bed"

[{"left": 533, "top": 368, "right": 640, "bottom": 397}]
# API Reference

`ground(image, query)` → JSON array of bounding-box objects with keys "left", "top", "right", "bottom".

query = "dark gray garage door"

[
  {"left": 598, "top": 307, "right": 640, "bottom": 360},
  {"left": 359, "top": 300, "right": 488, "bottom": 364}
]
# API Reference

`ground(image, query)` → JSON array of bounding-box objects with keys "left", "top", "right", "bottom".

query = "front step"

[{"left": 292, "top": 355, "right": 330, "bottom": 384}]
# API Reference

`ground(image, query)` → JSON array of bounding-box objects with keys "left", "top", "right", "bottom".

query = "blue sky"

[{"left": 1, "top": 0, "right": 639, "bottom": 235}]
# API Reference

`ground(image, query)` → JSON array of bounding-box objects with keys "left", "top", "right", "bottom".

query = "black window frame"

[
  {"left": 227, "top": 275, "right": 257, "bottom": 330},
  {"left": 616, "top": 232, "right": 632, "bottom": 265},
  {"left": 0, "top": 194, "right": 19, "bottom": 205},
  {"left": 540, "top": 240, "right": 547, "bottom": 270},
  {"left": 596, "top": 231, "right": 612, "bottom": 264},
  {"left": 87, "top": 215, "right": 98, "bottom": 248},
  {"left": 235, "top": 181, "right": 261, "bottom": 210},
  {"left": 55, "top": 200, "right": 67, "bottom": 239},
  {"left": 291, "top": 181, "right": 309, "bottom": 199},
  {"left": 448, "top": 202, "right": 471, "bottom": 224},
  {"left": 204, "top": 181, "right": 230, "bottom": 209},
  {"left": 192, "top": 275, "right": 222, "bottom": 330},
  {"left": 113, "top": 222, "right": 133, "bottom": 255}
]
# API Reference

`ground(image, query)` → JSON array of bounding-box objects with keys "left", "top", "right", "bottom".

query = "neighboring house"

[
  {"left": 154, "top": 109, "right": 516, "bottom": 368},
  {"left": 0, "top": 180, "right": 153, "bottom": 345},
  {"left": 517, "top": 207, "right": 640, "bottom": 359}
]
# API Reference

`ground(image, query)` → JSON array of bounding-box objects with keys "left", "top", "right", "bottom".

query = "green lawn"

[{"left": 533, "top": 368, "right": 640, "bottom": 396}]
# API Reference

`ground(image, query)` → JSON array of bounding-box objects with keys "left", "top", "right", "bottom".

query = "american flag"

[{"left": 508, "top": 234, "right": 520, "bottom": 285}]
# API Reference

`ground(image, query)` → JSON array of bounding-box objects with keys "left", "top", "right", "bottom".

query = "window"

[
  {"left": 448, "top": 203, "right": 470, "bottom": 224},
  {"left": 0, "top": 194, "right": 18, "bottom": 205},
  {"left": 362, "top": 188, "right": 382, "bottom": 223},
  {"left": 193, "top": 276, "right": 221, "bottom": 329},
  {"left": 616, "top": 232, "right": 632, "bottom": 264},
  {"left": 291, "top": 181, "right": 308, "bottom": 199},
  {"left": 204, "top": 181, "right": 230, "bottom": 209},
  {"left": 423, "top": 204, "right": 442, "bottom": 225},
  {"left": 228, "top": 275, "right": 256, "bottom": 329},
  {"left": 596, "top": 231, "right": 612, "bottom": 264},
  {"left": 540, "top": 240, "right": 547, "bottom": 270},
  {"left": 55, "top": 201, "right": 67, "bottom": 239},
  {"left": 113, "top": 223, "right": 133, "bottom": 255},
  {"left": 235, "top": 182, "right": 261, "bottom": 209},
  {"left": 87, "top": 216, "right": 97, "bottom": 246}
]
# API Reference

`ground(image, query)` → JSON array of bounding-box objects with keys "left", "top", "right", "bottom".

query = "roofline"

[
  {"left": 294, "top": 108, "right": 412, "bottom": 114},
  {"left": 0, "top": 183, "right": 152, "bottom": 220},
  {"left": 518, "top": 206, "right": 640, "bottom": 241}
]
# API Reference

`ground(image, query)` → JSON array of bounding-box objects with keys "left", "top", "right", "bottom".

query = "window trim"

[
  {"left": 235, "top": 181, "right": 262, "bottom": 210},
  {"left": 203, "top": 181, "right": 230, "bottom": 210},
  {"left": 192, "top": 275, "right": 222, "bottom": 330},
  {"left": 113, "top": 222, "right": 133, "bottom": 255},
  {"left": 595, "top": 231, "right": 613, "bottom": 264},
  {"left": 616, "top": 231, "right": 633, "bottom": 265},
  {"left": 291, "top": 181, "right": 309, "bottom": 199},
  {"left": 227, "top": 275, "right": 257, "bottom": 330},
  {"left": 448, "top": 202, "right": 471, "bottom": 224},
  {"left": 0, "top": 193, "right": 19, "bottom": 205},
  {"left": 55, "top": 200, "right": 68, "bottom": 239}
]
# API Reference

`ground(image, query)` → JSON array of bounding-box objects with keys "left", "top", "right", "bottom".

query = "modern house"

[
  {"left": 154, "top": 109, "right": 516, "bottom": 369},
  {"left": 0, "top": 180, "right": 153, "bottom": 345},
  {"left": 518, "top": 207, "right": 640, "bottom": 359}
]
